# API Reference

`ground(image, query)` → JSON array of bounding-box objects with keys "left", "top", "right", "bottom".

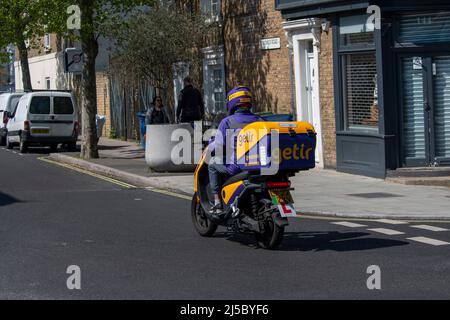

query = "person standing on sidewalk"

[
  {"left": 176, "top": 77, "right": 205, "bottom": 123},
  {"left": 146, "top": 96, "right": 170, "bottom": 125}
]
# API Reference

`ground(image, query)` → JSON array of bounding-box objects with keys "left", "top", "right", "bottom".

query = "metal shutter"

[
  {"left": 433, "top": 56, "right": 450, "bottom": 158},
  {"left": 398, "top": 12, "right": 450, "bottom": 44},
  {"left": 402, "top": 57, "right": 425, "bottom": 160}
]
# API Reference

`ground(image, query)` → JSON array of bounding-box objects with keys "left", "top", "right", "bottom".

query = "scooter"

[{"left": 191, "top": 121, "right": 316, "bottom": 249}]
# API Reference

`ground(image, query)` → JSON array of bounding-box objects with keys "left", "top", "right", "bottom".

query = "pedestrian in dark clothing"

[
  {"left": 176, "top": 77, "right": 205, "bottom": 123},
  {"left": 145, "top": 96, "right": 170, "bottom": 125}
]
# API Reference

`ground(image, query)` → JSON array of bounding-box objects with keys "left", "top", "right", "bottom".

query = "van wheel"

[
  {"left": 6, "top": 135, "right": 13, "bottom": 149},
  {"left": 0, "top": 135, "right": 5, "bottom": 146},
  {"left": 19, "top": 139, "right": 28, "bottom": 153},
  {"left": 67, "top": 142, "right": 77, "bottom": 152},
  {"left": 49, "top": 144, "right": 58, "bottom": 153}
]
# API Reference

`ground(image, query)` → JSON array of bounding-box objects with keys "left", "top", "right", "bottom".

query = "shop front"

[{"left": 276, "top": 0, "right": 450, "bottom": 178}]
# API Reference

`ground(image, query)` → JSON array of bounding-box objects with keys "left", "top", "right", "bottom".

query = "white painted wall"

[{"left": 14, "top": 52, "right": 73, "bottom": 91}]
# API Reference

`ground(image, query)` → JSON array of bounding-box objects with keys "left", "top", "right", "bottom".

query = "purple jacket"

[{"left": 209, "top": 109, "right": 264, "bottom": 175}]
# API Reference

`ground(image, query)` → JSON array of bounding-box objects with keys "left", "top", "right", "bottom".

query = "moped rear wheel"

[
  {"left": 254, "top": 209, "right": 285, "bottom": 250},
  {"left": 191, "top": 193, "right": 218, "bottom": 237}
]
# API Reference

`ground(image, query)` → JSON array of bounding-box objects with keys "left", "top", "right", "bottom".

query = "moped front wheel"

[{"left": 191, "top": 193, "right": 218, "bottom": 237}]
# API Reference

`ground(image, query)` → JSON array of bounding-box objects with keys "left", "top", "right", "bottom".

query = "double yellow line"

[
  {"left": 39, "top": 157, "right": 192, "bottom": 201},
  {"left": 38, "top": 157, "right": 137, "bottom": 189}
]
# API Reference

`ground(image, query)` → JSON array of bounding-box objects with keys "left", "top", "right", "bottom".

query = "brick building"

[
  {"left": 277, "top": 0, "right": 450, "bottom": 178},
  {"left": 14, "top": 34, "right": 113, "bottom": 137},
  {"left": 222, "top": 0, "right": 292, "bottom": 114}
]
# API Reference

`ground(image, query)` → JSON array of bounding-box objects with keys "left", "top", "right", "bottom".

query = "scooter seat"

[{"left": 223, "top": 171, "right": 250, "bottom": 187}]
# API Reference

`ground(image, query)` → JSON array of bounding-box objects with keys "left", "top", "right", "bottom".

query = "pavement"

[
  {"left": 1, "top": 145, "right": 450, "bottom": 299},
  {"left": 48, "top": 137, "right": 450, "bottom": 221}
]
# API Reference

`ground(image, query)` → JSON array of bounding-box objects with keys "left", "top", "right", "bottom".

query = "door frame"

[
  {"left": 285, "top": 19, "right": 324, "bottom": 168},
  {"left": 202, "top": 45, "right": 226, "bottom": 116}
]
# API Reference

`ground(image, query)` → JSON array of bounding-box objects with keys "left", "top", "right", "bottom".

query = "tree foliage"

[
  {"left": 109, "top": 5, "right": 219, "bottom": 91},
  {"left": 0, "top": 0, "right": 58, "bottom": 90},
  {"left": 46, "top": 0, "right": 156, "bottom": 159}
]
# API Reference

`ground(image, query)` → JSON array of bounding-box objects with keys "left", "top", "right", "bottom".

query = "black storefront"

[{"left": 276, "top": 0, "right": 450, "bottom": 178}]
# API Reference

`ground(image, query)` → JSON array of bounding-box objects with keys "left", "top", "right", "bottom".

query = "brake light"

[
  {"left": 73, "top": 121, "right": 79, "bottom": 136},
  {"left": 3, "top": 113, "right": 8, "bottom": 125},
  {"left": 24, "top": 120, "right": 30, "bottom": 131},
  {"left": 266, "top": 181, "right": 291, "bottom": 189}
]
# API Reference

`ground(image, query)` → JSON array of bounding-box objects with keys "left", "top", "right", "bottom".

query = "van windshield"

[
  {"left": 30, "top": 97, "right": 50, "bottom": 114},
  {"left": 54, "top": 97, "right": 74, "bottom": 114},
  {"left": 8, "top": 96, "right": 21, "bottom": 112}
]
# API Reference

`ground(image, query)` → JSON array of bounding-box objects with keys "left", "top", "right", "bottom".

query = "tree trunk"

[
  {"left": 17, "top": 39, "right": 32, "bottom": 91},
  {"left": 79, "top": 1, "right": 99, "bottom": 159}
]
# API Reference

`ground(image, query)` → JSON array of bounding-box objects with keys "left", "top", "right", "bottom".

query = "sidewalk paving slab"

[{"left": 49, "top": 137, "right": 450, "bottom": 221}]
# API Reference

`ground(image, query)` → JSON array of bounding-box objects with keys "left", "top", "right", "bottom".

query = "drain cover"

[{"left": 348, "top": 192, "right": 403, "bottom": 199}]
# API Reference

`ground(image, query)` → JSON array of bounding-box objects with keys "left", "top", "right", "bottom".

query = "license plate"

[
  {"left": 31, "top": 128, "right": 50, "bottom": 134},
  {"left": 269, "top": 189, "right": 296, "bottom": 217},
  {"left": 269, "top": 189, "right": 294, "bottom": 205}
]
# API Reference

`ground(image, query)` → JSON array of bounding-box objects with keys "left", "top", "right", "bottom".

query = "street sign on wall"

[
  {"left": 64, "top": 48, "right": 83, "bottom": 73},
  {"left": 260, "top": 37, "right": 281, "bottom": 50}
]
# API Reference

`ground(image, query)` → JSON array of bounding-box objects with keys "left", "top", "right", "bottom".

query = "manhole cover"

[{"left": 348, "top": 192, "right": 403, "bottom": 199}]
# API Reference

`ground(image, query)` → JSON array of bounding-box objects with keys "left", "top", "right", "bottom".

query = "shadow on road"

[
  {"left": 217, "top": 231, "right": 409, "bottom": 252},
  {"left": 0, "top": 192, "right": 20, "bottom": 207},
  {"left": 97, "top": 145, "right": 124, "bottom": 151},
  {"left": 281, "top": 231, "right": 409, "bottom": 252}
]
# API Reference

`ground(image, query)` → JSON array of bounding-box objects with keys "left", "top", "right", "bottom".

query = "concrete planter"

[{"left": 145, "top": 123, "right": 200, "bottom": 172}]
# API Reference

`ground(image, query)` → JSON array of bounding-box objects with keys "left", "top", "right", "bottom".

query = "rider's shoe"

[{"left": 209, "top": 203, "right": 225, "bottom": 220}]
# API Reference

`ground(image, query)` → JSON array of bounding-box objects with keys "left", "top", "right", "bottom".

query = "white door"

[
  {"left": 306, "top": 52, "right": 322, "bottom": 164},
  {"left": 293, "top": 37, "right": 323, "bottom": 167}
]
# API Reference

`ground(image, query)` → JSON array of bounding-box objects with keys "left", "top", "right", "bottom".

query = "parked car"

[
  {"left": 0, "top": 92, "right": 25, "bottom": 146},
  {"left": 5, "top": 91, "right": 78, "bottom": 153}
]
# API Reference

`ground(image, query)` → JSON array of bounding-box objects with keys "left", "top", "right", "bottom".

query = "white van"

[
  {"left": 6, "top": 91, "right": 78, "bottom": 153},
  {"left": 0, "top": 92, "right": 24, "bottom": 146}
]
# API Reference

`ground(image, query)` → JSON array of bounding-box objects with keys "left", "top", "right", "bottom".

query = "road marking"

[
  {"left": 407, "top": 236, "right": 450, "bottom": 246},
  {"left": 145, "top": 187, "right": 192, "bottom": 200},
  {"left": 367, "top": 228, "right": 405, "bottom": 235},
  {"left": 411, "top": 225, "right": 449, "bottom": 232},
  {"left": 376, "top": 219, "right": 408, "bottom": 225},
  {"left": 38, "top": 157, "right": 137, "bottom": 189},
  {"left": 331, "top": 221, "right": 367, "bottom": 228}
]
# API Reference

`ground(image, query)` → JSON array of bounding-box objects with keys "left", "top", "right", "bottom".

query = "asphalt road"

[{"left": 1, "top": 146, "right": 450, "bottom": 299}]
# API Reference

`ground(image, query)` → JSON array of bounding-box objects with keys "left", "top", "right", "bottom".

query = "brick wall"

[
  {"left": 16, "top": 33, "right": 59, "bottom": 60},
  {"left": 223, "top": 0, "right": 292, "bottom": 114},
  {"left": 96, "top": 72, "right": 111, "bottom": 137},
  {"left": 319, "top": 28, "right": 337, "bottom": 168}
]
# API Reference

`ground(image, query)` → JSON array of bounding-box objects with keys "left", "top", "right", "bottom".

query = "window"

[
  {"left": 339, "top": 15, "right": 375, "bottom": 49},
  {"left": 54, "top": 97, "right": 74, "bottom": 114},
  {"left": 30, "top": 97, "right": 50, "bottom": 114},
  {"left": 45, "top": 77, "right": 51, "bottom": 90},
  {"left": 201, "top": 0, "right": 221, "bottom": 22},
  {"left": 338, "top": 14, "right": 378, "bottom": 131},
  {"left": 8, "top": 96, "right": 21, "bottom": 113},
  {"left": 44, "top": 33, "right": 51, "bottom": 50},
  {"left": 397, "top": 12, "right": 450, "bottom": 45},
  {"left": 342, "top": 53, "right": 378, "bottom": 129}
]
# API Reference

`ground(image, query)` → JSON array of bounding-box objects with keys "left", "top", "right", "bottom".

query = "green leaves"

[{"left": 109, "top": 5, "right": 219, "bottom": 89}]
